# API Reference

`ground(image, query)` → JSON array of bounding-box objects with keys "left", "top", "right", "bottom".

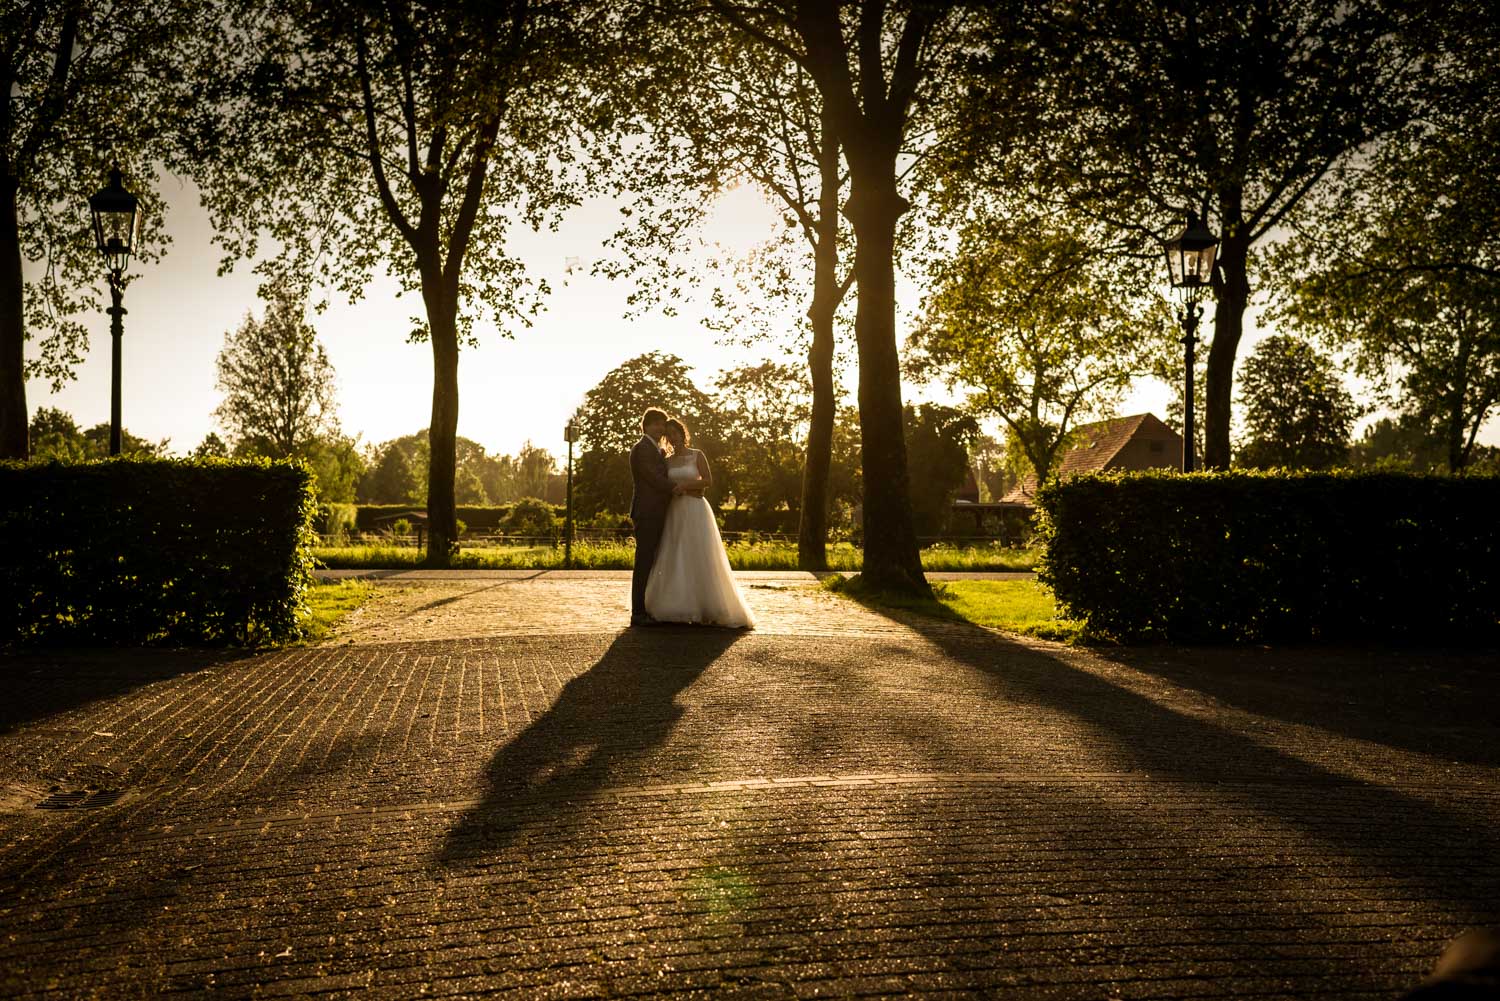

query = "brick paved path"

[{"left": 1, "top": 577, "right": 1498, "bottom": 998}]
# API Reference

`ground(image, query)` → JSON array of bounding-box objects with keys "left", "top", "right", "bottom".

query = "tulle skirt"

[{"left": 645, "top": 496, "right": 755, "bottom": 628}]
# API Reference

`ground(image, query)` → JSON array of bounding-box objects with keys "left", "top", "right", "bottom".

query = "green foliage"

[
  {"left": 1270, "top": 105, "right": 1500, "bottom": 473},
  {"left": 315, "top": 502, "right": 358, "bottom": 538},
  {"left": 346, "top": 503, "right": 561, "bottom": 534},
  {"left": 908, "top": 208, "right": 1167, "bottom": 485},
  {"left": 28, "top": 407, "right": 170, "bottom": 461},
  {"left": 2, "top": 0, "right": 212, "bottom": 423},
  {"left": 214, "top": 294, "right": 338, "bottom": 458},
  {"left": 1344, "top": 416, "right": 1500, "bottom": 474},
  {"left": 356, "top": 430, "right": 555, "bottom": 506},
  {"left": 298, "top": 434, "right": 367, "bottom": 503},
  {"left": 949, "top": 1, "right": 1433, "bottom": 469},
  {"left": 1037, "top": 470, "right": 1500, "bottom": 643},
  {"left": 2, "top": 458, "right": 315, "bottom": 646},
  {"left": 903, "top": 404, "right": 979, "bottom": 535},
  {"left": 503, "top": 497, "right": 558, "bottom": 538},
  {"left": 192, "top": 433, "right": 232, "bottom": 459},
  {"left": 195, "top": 0, "right": 603, "bottom": 559},
  {"left": 1235, "top": 335, "right": 1360, "bottom": 470}
]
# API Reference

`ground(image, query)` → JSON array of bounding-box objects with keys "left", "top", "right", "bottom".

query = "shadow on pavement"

[
  {"left": 839, "top": 598, "right": 1500, "bottom": 922},
  {"left": 436, "top": 626, "right": 742, "bottom": 867},
  {"left": 0, "top": 647, "right": 251, "bottom": 737},
  {"left": 1102, "top": 643, "right": 1500, "bottom": 768}
]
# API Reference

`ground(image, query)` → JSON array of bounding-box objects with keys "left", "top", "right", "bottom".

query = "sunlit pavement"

[{"left": 1, "top": 578, "right": 1497, "bottom": 998}]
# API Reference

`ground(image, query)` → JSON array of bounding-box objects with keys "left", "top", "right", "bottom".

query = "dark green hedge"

[
  {"left": 2, "top": 458, "right": 315, "bottom": 646},
  {"left": 1037, "top": 470, "right": 1500, "bottom": 643}
]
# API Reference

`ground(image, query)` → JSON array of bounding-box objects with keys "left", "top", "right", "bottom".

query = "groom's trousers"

[{"left": 632, "top": 514, "right": 667, "bottom": 619}]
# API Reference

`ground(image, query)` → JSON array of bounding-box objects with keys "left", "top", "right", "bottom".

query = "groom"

[{"left": 629, "top": 407, "right": 681, "bottom": 627}]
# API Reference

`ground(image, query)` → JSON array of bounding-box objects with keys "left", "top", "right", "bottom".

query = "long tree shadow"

[
  {"left": 841, "top": 598, "right": 1500, "bottom": 919},
  {"left": 0, "top": 647, "right": 252, "bottom": 736},
  {"left": 1099, "top": 643, "right": 1500, "bottom": 767},
  {"left": 437, "top": 626, "right": 742, "bottom": 867}
]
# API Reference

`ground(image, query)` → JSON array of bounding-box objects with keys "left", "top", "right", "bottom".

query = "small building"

[{"left": 1002, "top": 412, "right": 1185, "bottom": 507}]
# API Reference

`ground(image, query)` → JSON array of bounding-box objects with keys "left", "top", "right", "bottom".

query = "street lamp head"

[
  {"left": 564, "top": 420, "right": 577, "bottom": 443},
  {"left": 1164, "top": 210, "right": 1218, "bottom": 301},
  {"left": 89, "top": 163, "right": 139, "bottom": 275}
]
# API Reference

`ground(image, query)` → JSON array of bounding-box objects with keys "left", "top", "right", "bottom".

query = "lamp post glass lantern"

[
  {"left": 563, "top": 420, "right": 578, "bottom": 569},
  {"left": 89, "top": 164, "right": 139, "bottom": 457},
  {"left": 1163, "top": 211, "right": 1218, "bottom": 473}
]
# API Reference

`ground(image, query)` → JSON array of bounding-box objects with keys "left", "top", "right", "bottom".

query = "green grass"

[
  {"left": 297, "top": 579, "right": 378, "bottom": 645},
  {"left": 313, "top": 540, "right": 1039, "bottom": 573},
  {"left": 822, "top": 576, "right": 1084, "bottom": 643}
]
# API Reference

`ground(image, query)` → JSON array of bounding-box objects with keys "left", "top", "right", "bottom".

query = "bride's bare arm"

[{"left": 682, "top": 450, "right": 713, "bottom": 496}]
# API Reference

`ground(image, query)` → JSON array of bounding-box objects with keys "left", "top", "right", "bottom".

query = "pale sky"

[{"left": 25, "top": 173, "right": 1489, "bottom": 462}]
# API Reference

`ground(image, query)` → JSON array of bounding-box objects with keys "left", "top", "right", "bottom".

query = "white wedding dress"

[{"left": 645, "top": 453, "right": 756, "bottom": 629}]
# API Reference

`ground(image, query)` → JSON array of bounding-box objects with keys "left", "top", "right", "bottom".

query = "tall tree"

[
  {"left": 1270, "top": 87, "right": 1500, "bottom": 472},
  {"left": 608, "top": 12, "right": 858, "bottom": 569},
  {"left": 213, "top": 295, "right": 338, "bottom": 459},
  {"left": 907, "top": 208, "right": 1167, "bottom": 486},
  {"left": 695, "top": 1, "right": 978, "bottom": 594},
  {"left": 954, "top": 0, "right": 1433, "bottom": 470},
  {"left": 903, "top": 402, "right": 977, "bottom": 536},
  {"left": 571, "top": 352, "right": 719, "bottom": 517},
  {"left": 1, "top": 1, "right": 206, "bottom": 457},
  {"left": 1235, "top": 335, "right": 1360, "bottom": 471},
  {"left": 198, "top": 0, "right": 594, "bottom": 563},
  {"left": 714, "top": 361, "right": 811, "bottom": 516}
]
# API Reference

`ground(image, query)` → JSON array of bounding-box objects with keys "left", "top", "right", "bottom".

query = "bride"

[{"left": 644, "top": 418, "right": 755, "bottom": 629}]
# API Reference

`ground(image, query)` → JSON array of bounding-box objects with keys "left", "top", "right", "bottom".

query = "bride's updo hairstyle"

[{"left": 664, "top": 418, "right": 691, "bottom": 454}]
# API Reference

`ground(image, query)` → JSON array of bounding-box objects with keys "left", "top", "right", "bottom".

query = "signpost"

[{"left": 563, "top": 420, "right": 577, "bottom": 569}]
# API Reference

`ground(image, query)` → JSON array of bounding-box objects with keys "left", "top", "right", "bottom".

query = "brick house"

[{"left": 1001, "top": 412, "right": 1185, "bottom": 507}]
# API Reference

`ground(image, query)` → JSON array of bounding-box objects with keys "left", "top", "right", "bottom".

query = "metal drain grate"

[{"left": 36, "top": 789, "right": 125, "bottom": 810}]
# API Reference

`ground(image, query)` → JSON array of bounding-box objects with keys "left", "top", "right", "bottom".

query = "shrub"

[
  {"left": 1, "top": 457, "right": 315, "bottom": 646},
  {"left": 351, "top": 503, "right": 563, "bottom": 533},
  {"left": 316, "top": 501, "right": 357, "bottom": 539},
  {"left": 504, "top": 497, "right": 558, "bottom": 537},
  {"left": 1037, "top": 470, "right": 1500, "bottom": 643},
  {"left": 391, "top": 517, "right": 412, "bottom": 536}
]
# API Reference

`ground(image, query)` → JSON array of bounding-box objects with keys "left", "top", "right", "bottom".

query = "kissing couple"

[{"left": 629, "top": 408, "right": 755, "bottom": 630}]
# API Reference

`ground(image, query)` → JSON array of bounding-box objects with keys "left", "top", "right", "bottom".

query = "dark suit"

[{"left": 629, "top": 434, "right": 675, "bottom": 619}]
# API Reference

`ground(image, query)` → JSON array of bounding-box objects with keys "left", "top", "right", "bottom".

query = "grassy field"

[
  {"left": 297, "top": 579, "right": 378, "bottom": 644},
  {"left": 313, "top": 540, "right": 1040, "bottom": 573},
  {"left": 823, "top": 576, "right": 1083, "bottom": 643}
]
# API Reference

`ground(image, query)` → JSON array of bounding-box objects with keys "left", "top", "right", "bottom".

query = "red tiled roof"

[{"left": 1001, "top": 413, "right": 1182, "bottom": 504}]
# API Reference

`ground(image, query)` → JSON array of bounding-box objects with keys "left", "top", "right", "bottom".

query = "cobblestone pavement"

[{"left": 1, "top": 577, "right": 1498, "bottom": 999}]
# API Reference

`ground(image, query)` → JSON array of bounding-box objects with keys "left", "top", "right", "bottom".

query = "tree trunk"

[
  {"left": 1446, "top": 387, "right": 1467, "bottom": 473},
  {"left": 798, "top": 110, "right": 841, "bottom": 572},
  {"left": 843, "top": 168, "right": 927, "bottom": 596},
  {"left": 799, "top": 290, "right": 835, "bottom": 571},
  {"left": 420, "top": 260, "right": 460, "bottom": 568},
  {"left": 1205, "top": 233, "right": 1250, "bottom": 470},
  {"left": 0, "top": 176, "right": 27, "bottom": 459}
]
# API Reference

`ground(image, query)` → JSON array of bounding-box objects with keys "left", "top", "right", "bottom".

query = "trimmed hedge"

[
  {"left": 2, "top": 458, "right": 315, "bottom": 646},
  {"left": 1037, "top": 470, "right": 1500, "bottom": 643}
]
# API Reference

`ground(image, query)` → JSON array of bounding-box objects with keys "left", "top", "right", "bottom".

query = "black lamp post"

[
  {"left": 563, "top": 419, "right": 577, "bottom": 569},
  {"left": 88, "top": 164, "right": 139, "bottom": 457},
  {"left": 1162, "top": 211, "right": 1218, "bottom": 473}
]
